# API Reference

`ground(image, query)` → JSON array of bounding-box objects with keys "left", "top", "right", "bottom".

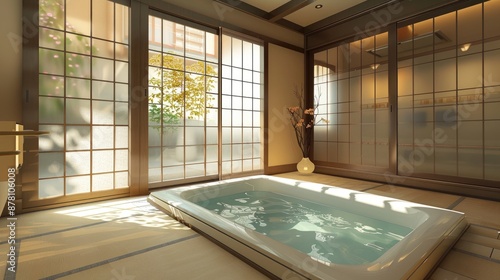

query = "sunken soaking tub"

[{"left": 148, "top": 175, "right": 467, "bottom": 280}]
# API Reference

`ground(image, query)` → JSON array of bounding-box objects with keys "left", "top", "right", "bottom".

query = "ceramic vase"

[{"left": 297, "top": 157, "right": 314, "bottom": 174}]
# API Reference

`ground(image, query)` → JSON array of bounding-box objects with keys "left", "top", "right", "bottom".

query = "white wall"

[
  {"left": 0, "top": 0, "right": 23, "bottom": 123},
  {"left": 267, "top": 44, "right": 305, "bottom": 166}
]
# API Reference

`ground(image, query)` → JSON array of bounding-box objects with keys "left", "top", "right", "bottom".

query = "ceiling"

[{"left": 214, "top": 0, "right": 368, "bottom": 32}]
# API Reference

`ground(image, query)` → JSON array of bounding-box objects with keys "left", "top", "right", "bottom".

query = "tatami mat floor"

[{"left": 1, "top": 172, "right": 499, "bottom": 279}]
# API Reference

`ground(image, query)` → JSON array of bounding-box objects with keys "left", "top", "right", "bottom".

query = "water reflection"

[{"left": 198, "top": 191, "right": 411, "bottom": 265}]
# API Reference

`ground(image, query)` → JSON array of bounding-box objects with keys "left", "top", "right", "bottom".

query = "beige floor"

[{"left": 0, "top": 172, "right": 499, "bottom": 279}]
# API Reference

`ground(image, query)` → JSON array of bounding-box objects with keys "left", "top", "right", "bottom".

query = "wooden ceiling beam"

[{"left": 267, "top": 0, "right": 317, "bottom": 22}]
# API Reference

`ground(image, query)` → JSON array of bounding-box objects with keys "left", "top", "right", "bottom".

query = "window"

[
  {"left": 147, "top": 15, "right": 219, "bottom": 184},
  {"left": 397, "top": 2, "right": 500, "bottom": 182},
  {"left": 221, "top": 34, "right": 264, "bottom": 175},
  {"left": 37, "top": 0, "right": 130, "bottom": 199},
  {"left": 313, "top": 32, "right": 389, "bottom": 169}
]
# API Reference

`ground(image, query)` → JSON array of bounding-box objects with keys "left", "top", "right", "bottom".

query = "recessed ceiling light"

[
  {"left": 315, "top": 4, "right": 323, "bottom": 9},
  {"left": 460, "top": 43, "right": 471, "bottom": 52}
]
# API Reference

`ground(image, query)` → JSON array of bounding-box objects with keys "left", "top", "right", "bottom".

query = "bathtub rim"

[{"left": 148, "top": 175, "right": 468, "bottom": 280}]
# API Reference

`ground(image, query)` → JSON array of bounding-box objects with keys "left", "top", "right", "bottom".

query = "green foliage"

[{"left": 148, "top": 53, "right": 217, "bottom": 126}]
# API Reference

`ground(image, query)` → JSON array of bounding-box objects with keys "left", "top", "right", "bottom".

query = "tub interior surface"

[
  {"left": 149, "top": 175, "right": 467, "bottom": 280},
  {"left": 195, "top": 190, "right": 413, "bottom": 266}
]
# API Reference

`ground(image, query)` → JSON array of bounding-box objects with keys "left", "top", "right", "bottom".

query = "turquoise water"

[{"left": 196, "top": 191, "right": 412, "bottom": 265}]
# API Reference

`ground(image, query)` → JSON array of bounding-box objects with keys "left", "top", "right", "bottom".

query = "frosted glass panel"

[
  {"left": 115, "top": 149, "right": 128, "bottom": 171},
  {"left": 163, "top": 166, "right": 184, "bottom": 181},
  {"left": 327, "top": 123, "right": 338, "bottom": 141},
  {"left": 413, "top": 148, "right": 434, "bottom": 174},
  {"left": 93, "top": 126, "right": 114, "bottom": 149},
  {"left": 92, "top": 150, "right": 114, "bottom": 173},
  {"left": 231, "top": 127, "right": 243, "bottom": 144},
  {"left": 67, "top": 99, "right": 91, "bottom": 124},
  {"left": 39, "top": 28, "right": 64, "bottom": 51},
  {"left": 232, "top": 38, "right": 242, "bottom": 67},
  {"left": 39, "top": 153, "right": 64, "bottom": 178},
  {"left": 349, "top": 142, "right": 361, "bottom": 165},
  {"left": 221, "top": 127, "right": 231, "bottom": 144},
  {"left": 67, "top": 0, "right": 90, "bottom": 35},
  {"left": 185, "top": 164, "right": 205, "bottom": 178},
  {"left": 253, "top": 128, "right": 261, "bottom": 142},
  {"left": 232, "top": 145, "right": 242, "bottom": 160},
  {"left": 66, "top": 126, "right": 91, "bottom": 150},
  {"left": 253, "top": 143, "right": 261, "bottom": 157},
  {"left": 414, "top": 63, "right": 433, "bottom": 94},
  {"left": 160, "top": 147, "right": 177, "bottom": 167},
  {"left": 398, "top": 146, "right": 414, "bottom": 175},
  {"left": 338, "top": 125, "right": 349, "bottom": 142},
  {"left": 485, "top": 149, "right": 500, "bottom": 181},
  {"left": 40, "top": 97, "right": 64, "bottom": 123},
  {"left": 485, "top": 121, "right": 500, "bottom": 147},
  {"left": 149, "top": 148, "right": 161, "bottom": 168},
  {"left": 458, "top": 54, "right": 482, "bottom": 89},
  {"left": 39, "top": 75, "right": 64, "bottom": 97},
  {"left": 312, "top": 142, "right": 326, "bottom": 161},
  {"left": 66, "top": 54, "right": 91, "bottom": 78},
  {"left": 149, "top": 168, "right": 161, "bottom": 183},
  {"left": 414, "top": 122, "right": 433, "bottom": 143},
  {"left": 485, "top": 102, "right": 500, "bottom": 120},
  {"left": 206, "top": 145, "right": 218, "bottom": 162},
  {"left": 398, "top": 124, "right": 413, "bottom": 145},
  {"left": 325, "top": 142, "right": 339, "bottom": 162},
  {"left": 163, "top": 127, "right": 182, "bottom": 147},
  {"left": 92, "top": 174, "right": 114, "bottom": 191},
  {"left": 92, "top": 38, "right": 114, "bottom": 59},
  {"left": 435, "top": 148, "right": 457, "bottom": 176},
  {"left": 485, "top": 0, "right": 500, "bottom": 40},
  {"left": 362, "top": 144, "right": 375, "bottom": 165},
  {"left": 116, "top": 61, "right": 129, "bottom": 83},
  {"left": 222, "top": 109, "right": 231, "bottom": 126},
  {"left": 185, "top": 127, "right": 205, "bottom": 145},
  {"left": 115, "top": 172, "right": 129, "bottom": 188},
  {"left": 66, "top": 176, "right": 91, "bottom": 195},
  {"left": 376, "top": 71, "right": 388, "bottom": 97},
  {"left": 362, "top": 124, "right": 375, "bottom": 141},
  {"left": 338, "top": 143, "right": 349, "bottom": 163},
  {"left": 93, "top": 101, "right": 114, "bottom": 124},
  {"left": 243, "top": 128, "right": 252, "bottom": 143},
  {"left": 92, "top": 0, "right": 114, "bottom": 40},
  {"left": 115, "top": 126, "right": 129, "bottom": 149},
  {"left": 185, "top": 146, "right": 204, "bottom": 163},
  {"left": 458, "top": 122, "right": 482, "bottom": 146},
  {"left": 39, "top": 178, "right": 64, "bottom": 199},
  {"left": 39, "top": 49, "right": 64, "bottom": 75},
  {"left": 458, "top": 4, "right": 482, "bottom": 46},
  {"left": 435, "top": 59, "right": 456, "bottom": 92},
  {"left": 242, "top": 144, "right": 252, "bottom": 158},
  {"left": 66, "top": 78, "right": 90, "bottom": 98},
  {"left": 242, "top": 41, "right": 253, "bottom": 70},
  {"left": 115, "top": 102, "right": 128, "bottom": 125},
  {"left": 93, "top": 81, "right": 114, "bottom": 100},
  {"left": 458, "top": 149, "right": 483, "bottom": 179},
  {"left": 398, "top": 67, "right": 412, "bottom": 96},
  {"left": 314, "top": 125, "right": 327, "bottom": 142},
  {"left": 92, "top": 58, "right": 114, "bottom": 81},
  {"left": 116, "top": 83, "right": 128, "bottom": 102},
  {"left": 39, "top": 125, "right": 64, "bottom": 151},
  {"left": 66, "top": 33, "right": 91, "bottom": 55},
  {"left": 206, "top": 160, "right": 217, "bottom": 176},
  {"left": 484, "top": 50, "right": 500, "bottom": 86},
  {"left": 66, "top": 151, "right": 90, "bottom": 176}
]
